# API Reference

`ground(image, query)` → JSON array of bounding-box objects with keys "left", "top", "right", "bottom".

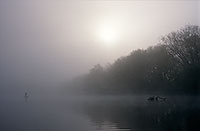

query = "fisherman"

[{"left": 24, "top": 92, "right": 29, "bottom": 102}]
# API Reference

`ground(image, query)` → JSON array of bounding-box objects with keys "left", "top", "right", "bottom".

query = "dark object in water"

[
  {"left": 24, "top": 92, "right": 28, "bottom": 97},
  {"left": 157, "top": 96, "right": 167, "bottom": 101},
  {"left": 148, "top": 96, "right": 155, "bottom": 101},
  {"left": 147, "top": 96, "right": 167, "bottom": 102},
  {"left": 24, "top": 92, "right": 29, "bottom": 102}
]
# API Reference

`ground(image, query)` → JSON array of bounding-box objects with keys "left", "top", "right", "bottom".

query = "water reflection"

[
  {"left": 80, "top": 96, "right": 200, "bottom": 131},
  {"left": 0, "top": 96, "right": 199, "bottom": 131}
]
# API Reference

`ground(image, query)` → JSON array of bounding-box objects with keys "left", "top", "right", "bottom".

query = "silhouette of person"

[{"left": 24, "top": 92, "right": 29, "bottom": 102}]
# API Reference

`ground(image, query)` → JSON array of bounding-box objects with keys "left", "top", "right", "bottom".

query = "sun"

[
  {"left": 97, "top": 23, "right": 118, "bottom": 46},
  {"left": 99, "top": 27, "right": 116, "bottom": 43}
]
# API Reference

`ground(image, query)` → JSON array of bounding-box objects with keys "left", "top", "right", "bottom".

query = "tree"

[
  {"left": 161, "top": 25, "right": 200, "bottom": 94},
  {"left": 67, "top": 25, "right": 200, "bottom": 95}
]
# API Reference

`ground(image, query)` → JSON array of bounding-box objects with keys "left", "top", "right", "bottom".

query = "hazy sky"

[{"left": 0, "top": 0, "right": 199, "bottom": 86}]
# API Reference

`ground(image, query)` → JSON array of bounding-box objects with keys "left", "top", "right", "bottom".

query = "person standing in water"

[{"left": 24, "top": 92, "right": 29, "bottom": 102}]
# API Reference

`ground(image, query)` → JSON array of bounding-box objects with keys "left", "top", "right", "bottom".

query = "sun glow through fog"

[
  {"left": 97, "top": 21, "right": 120, "bottom": 47},
  {"left": 99, "top": 26, "right": 116, "bottom": 44}
]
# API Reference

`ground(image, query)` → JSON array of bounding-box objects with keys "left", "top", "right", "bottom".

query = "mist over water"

[{"left": 1, "top": 94, "right": 200, "bottom": 131}]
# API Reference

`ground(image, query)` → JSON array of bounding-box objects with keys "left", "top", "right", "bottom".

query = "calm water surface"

[{"left": 0, "top": 95, "right": 199, "bottom": 131}]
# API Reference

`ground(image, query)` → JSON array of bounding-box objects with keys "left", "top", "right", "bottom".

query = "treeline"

[{"left": 69, "top": 25, "right": 200, "bottom": 95}]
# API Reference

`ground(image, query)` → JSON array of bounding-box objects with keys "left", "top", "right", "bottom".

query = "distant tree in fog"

[{"left": 67, "top": 25, "right": 200, "bottom": 95}]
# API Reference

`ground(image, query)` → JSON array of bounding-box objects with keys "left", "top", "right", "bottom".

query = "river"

[{"left": 0, "top": 95, "right": 199, "bottom": 131}]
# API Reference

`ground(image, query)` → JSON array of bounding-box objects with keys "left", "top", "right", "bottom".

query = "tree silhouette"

[
  {"left": 67, "top": 25, "right": 200, "bottom": 95},
  {"left": 162, "top": 25, "right": 200, "bottom": 94}
]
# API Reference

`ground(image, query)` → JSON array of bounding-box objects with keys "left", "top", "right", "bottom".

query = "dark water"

[{"left": 0, "top": 95, "right": 199, "bottom": 131}]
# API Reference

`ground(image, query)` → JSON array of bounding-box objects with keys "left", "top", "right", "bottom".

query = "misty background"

[
  {"left": 0, "top": 1, "right": 200, "bottom": 131},
  {"left": 0, "top": 0, "right": 199, "bottom": 96}
]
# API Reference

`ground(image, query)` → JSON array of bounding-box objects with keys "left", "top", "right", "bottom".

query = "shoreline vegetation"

[{"left": 66, "top": 25, "right": 200, "bottom": 96}]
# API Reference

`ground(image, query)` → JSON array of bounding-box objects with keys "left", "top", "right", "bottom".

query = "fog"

[
  {"left": 0, "top": 1, "right": 200, "bottom": 131},
  {"left": 0, "top": 1, "right": 199, "bottom": 92}
]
